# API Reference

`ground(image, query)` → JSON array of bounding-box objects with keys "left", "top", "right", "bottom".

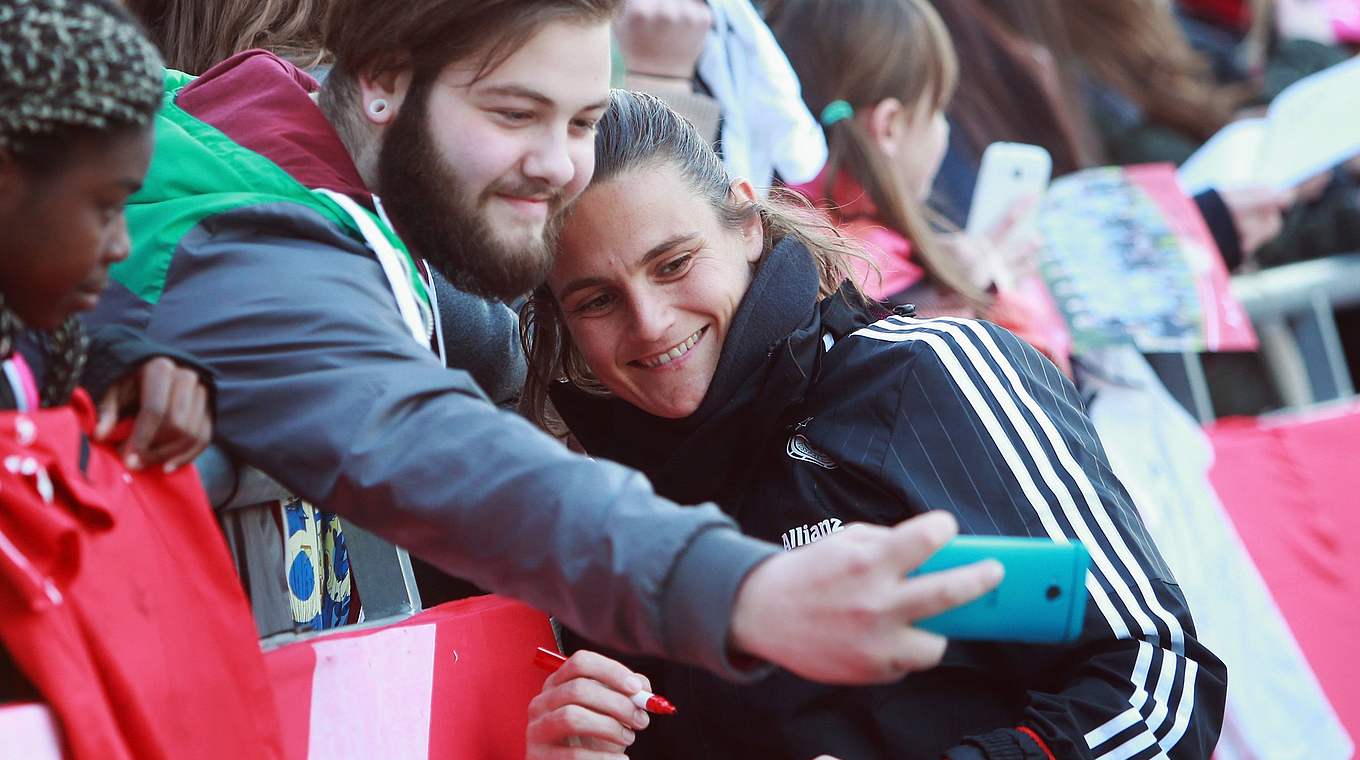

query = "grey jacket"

[{"left": 92, "top": 200, "right": 777, "bottom": 678}]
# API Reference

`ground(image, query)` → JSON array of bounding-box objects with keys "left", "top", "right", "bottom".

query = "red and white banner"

[
  {"left": 266, "top": 595, "right": 557, "bottom": 760},
  {"left": 3, "top": 595, "right": 557, "bottom": 759}
]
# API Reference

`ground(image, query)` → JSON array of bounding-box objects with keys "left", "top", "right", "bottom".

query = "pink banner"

[{"left": 1207, "top": 405, "right": 1360, "bottom": 741}]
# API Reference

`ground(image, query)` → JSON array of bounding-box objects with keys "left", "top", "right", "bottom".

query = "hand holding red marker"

[{"left": 534, "top": 647, "right": 677, "bottom": 715}]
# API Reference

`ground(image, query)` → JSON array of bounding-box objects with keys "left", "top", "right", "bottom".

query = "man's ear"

[
  {"left": 729, "top": 177, "right": 764, "bottom": 263},
  {"left": 357, "top": 67, "right": 415, "bottom": 127},
  {"left": 864, "top": 97, "right": 906, "bottom": 158}
]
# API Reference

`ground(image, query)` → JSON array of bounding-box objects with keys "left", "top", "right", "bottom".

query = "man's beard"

[{"left": 374, "top": 86, "right": 563, "bottom": 302}]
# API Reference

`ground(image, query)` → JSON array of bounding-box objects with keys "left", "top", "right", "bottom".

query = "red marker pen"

[{"left": 533, "top": 646, "right": 677, "bottom": 715}]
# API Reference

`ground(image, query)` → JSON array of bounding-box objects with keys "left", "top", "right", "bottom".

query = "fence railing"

[{"left": 1150, "top": 253, "right": 1360, "bottom": 422}]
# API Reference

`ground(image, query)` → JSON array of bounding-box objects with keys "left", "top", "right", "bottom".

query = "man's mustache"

[{"left": 483, "top": 180, "right": 566, "bottom": 213}]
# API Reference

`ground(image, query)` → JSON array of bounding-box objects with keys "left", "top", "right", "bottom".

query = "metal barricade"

[{"left": 1231, "top": 253, "right": 1360, "bottom": 409}]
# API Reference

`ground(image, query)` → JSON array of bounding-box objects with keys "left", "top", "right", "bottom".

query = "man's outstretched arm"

[{"left": 107, "top": 206, "right": 999, "bottom": 680}]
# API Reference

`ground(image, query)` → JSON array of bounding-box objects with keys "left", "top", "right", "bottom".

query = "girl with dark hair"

[
  {"left": 1, "top": 2, "right": 281, "bottom": 756},
  {"left": 1, "top": 0, "right": 213, "bottom": 467},
  {"left": 519, "top": 87, "right": 1225, "bottom": 760}
]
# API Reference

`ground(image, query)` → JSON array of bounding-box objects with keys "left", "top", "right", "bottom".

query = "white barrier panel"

[{"left": 0, "top": 703, "right": 63, "bottom": 760}]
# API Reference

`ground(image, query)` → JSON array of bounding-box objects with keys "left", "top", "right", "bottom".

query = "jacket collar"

[{"left": 176, "top": 50, "right": 372, "bottom": 203}]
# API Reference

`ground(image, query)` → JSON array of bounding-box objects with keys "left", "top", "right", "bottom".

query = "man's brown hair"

[{"left": 321, "top": 0, "right": 620, "bottom": 109}]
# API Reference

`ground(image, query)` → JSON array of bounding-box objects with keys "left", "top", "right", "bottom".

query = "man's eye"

[
  {"left": 570, "top": 117, "right": 599, "bottom": 132},
  {"left": 496, "top": 110, "right": 533, "bottom": 123}
]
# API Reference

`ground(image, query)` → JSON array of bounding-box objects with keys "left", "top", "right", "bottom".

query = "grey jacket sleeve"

[{"left": 129, "top": 204, "right": 779, "bottom": 677}]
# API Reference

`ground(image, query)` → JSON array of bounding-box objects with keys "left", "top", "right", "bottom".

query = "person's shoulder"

[
  {"left": 839, "top": 314, "right": 1042, "bottom": 388},
  {"left": 156, "top": 202, "right": 405, "bottom": 322}
]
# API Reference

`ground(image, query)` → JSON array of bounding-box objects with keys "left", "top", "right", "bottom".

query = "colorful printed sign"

[{"left": 1037, "top": 164, "right": 1257, "bottom": 354}]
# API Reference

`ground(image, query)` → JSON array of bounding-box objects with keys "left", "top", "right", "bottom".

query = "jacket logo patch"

[
  {"left": 787, "top": 434, "right": 837, "bottom": 470},
  {"left": 781, "top": 518, "right": 845, "bottom": 551}
]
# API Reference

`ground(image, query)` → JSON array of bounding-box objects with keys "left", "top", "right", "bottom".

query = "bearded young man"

[{"left": 88, "top": 0, "right": 1002, "bottom": 684}]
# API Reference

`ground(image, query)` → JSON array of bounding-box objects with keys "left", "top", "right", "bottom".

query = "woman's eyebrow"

[
  {"left": 558, "top": 233, "right": 700, "bottom": 300},
  {"left": 638, "top": 233, "right": 700, "bottom": 266}
]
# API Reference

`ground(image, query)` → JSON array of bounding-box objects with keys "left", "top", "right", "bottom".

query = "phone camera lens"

[{"left": 1046, "top": 585, "right": 1062, "bottom": 600}]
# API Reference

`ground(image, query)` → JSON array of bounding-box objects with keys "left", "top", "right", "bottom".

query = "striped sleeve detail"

[{"left": 850, "top": 315, "right": 1200, "bottom": 759}]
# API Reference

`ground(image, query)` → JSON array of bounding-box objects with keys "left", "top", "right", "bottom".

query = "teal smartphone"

[{"left": 910, "top": 535, "right": 1090, "bottom": 644}]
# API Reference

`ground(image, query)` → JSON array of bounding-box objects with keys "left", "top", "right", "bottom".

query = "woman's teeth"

[{"left": 640, "top": 327, "right": 705, "bottom": 368}]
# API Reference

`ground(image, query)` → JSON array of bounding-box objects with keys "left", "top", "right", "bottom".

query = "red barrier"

[
  {"left": 1207, "top": 404, "right": 1360, "bottom": 738},
  {"left": 264, "top": 595, "right": 556, "bottom": 759}
]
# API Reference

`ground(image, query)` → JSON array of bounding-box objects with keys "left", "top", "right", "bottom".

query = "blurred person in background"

[
  {"left": 978, "top": 0, "right": 1356, "bottom": 270},
  {"left": 122, "top": 0, "right": 326, "bottom": 75},
  {"left": 770, "top": 0, "right": 1072, "bottom": 373}
]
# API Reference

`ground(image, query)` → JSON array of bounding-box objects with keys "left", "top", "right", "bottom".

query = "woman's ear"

[
  {"left": 357, "top": 67, "right": 414, "bottom": 127},
  {"left": 864, "top": 97, "right": 906, "bottom": 158},
  {"left": 729, "top": 177, "right": 764, "bottom": 263}
]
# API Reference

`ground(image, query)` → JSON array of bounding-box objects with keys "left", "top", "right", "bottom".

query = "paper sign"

[
  {"left": 1179, "top": 56, "right": 1360, "bottom": 194},
  {"left": 1038, "top": 164, "right": 1257, "bottom": 354}
]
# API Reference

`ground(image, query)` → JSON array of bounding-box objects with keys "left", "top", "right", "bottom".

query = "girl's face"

[
  {"left": 890, "top": 96, "right": 950, "bottom": 201},
  {"left": 0, "top": 126, "right": 154, "bottom": 330},
  {"left": 549, "top": 162, "right": 763, "bottom": 419}
]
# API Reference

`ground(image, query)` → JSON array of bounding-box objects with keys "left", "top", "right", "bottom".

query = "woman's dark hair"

[
  {"left": 979, "top": 0, "right": 1243, "bottom": 144},
  {"left": 519, "top": 89, "right": 865, "bottom": 431},
  {"left": 931, "top": 0, "right": 1090, "bottom": 176},
  {"left": 124, "top": 0, "right": 328, "bottom": 75}
]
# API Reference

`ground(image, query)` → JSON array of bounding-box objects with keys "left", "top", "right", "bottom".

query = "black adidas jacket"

[{"left": 552, "top": 239, "right": 1227, "bottom": 760}]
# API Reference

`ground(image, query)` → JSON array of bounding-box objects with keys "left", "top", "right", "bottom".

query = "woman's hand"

[
  {"left": 942, "top": 194, "right": 1044, "bottom": 292},
  {"left": 526, "top": 650, "right": 652, "bottom": 760},
  {"left": 1218, "top": 185, "right": 1295, "bottom": 260},
  {"left": 94, "top": 356, "right": 212, "bottom": 473}
]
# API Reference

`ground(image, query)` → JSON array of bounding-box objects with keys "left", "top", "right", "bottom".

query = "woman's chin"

[{"left": 631, "top": 391, "right": 706, "bottom": 420}]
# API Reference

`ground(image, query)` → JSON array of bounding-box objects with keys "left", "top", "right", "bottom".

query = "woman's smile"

[{"left": 632, "top": 326, "right": 708, "bottom": 370}]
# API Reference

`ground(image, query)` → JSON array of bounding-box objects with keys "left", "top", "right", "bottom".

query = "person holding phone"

[
  {"left": 517, "top": 83, "right": 1226, "bottom": 759},
  {"left": 772, "top": 1, "right": 1069, "bottom": 377}
]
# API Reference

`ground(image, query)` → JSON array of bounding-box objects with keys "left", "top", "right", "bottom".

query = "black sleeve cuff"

[
  {"left": 79, "top": 324, "right": 217, "bottom": 405},
  {"left": 946, "top": 727, "right": 1051, "bottom": 760},
  {"left": 1194, "top": 189, "right": 1244, "bottom": 272}
]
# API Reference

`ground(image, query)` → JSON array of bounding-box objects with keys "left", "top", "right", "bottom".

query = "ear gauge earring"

[{"left": 368, "top": 99, "right": 389, "bottom": 118}]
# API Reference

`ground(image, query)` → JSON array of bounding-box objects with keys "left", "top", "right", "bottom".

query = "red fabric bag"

[{"left": 0, "top": 391, "right": 284, "bottom": 759}]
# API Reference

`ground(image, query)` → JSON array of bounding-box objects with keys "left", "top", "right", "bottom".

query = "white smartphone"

[{"left": 965, "top": 142, "right": 1053, "bottom": 238}]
